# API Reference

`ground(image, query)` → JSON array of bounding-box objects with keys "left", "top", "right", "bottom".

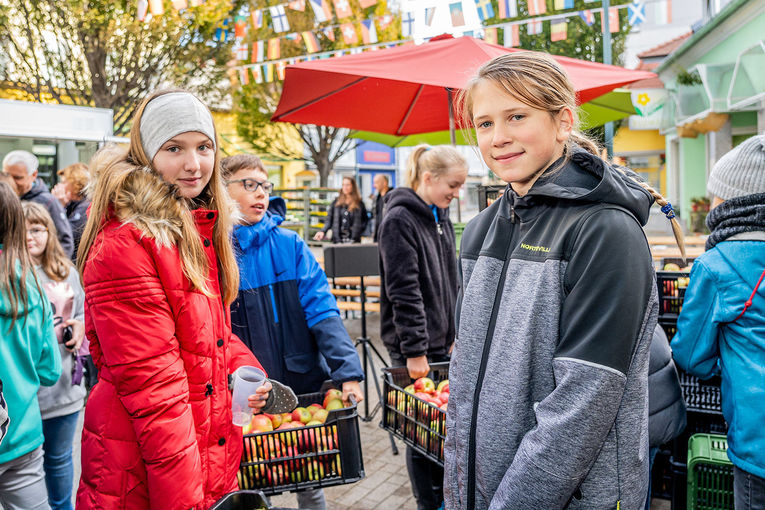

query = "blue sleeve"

[
  {"left": 294, "top": 237, "right": 363, "bottom": 383},
  {"left": 671, "top": 261, "right": 729, "bottom": 380}
]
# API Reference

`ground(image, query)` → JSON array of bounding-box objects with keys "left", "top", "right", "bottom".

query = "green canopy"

[{"left": 350, "top": 89, "right": 637, "bottom": 147}]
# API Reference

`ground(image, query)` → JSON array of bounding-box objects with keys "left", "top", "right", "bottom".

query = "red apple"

[
  {"left": 403, "top": 384, "right": 415, "bottom": 395},
  {"left": 308, "top": 403, "right": 324, "bottom": 415},
  {"left": 251, "top": 414, "right": 274, "bottom": 433},
  {"left": 414, "top": 377, "right": 435, "bottom": 394},
  {"left": 291, "top": 407, "right": 312, "bottom": 424},
  {"left": 265, "top": 413, "right": 282, "bottom": 429},
  {"left": 436, "top": 380, "right": 449, "bottom": 393},
  {"left": 280, "top": 412, "right": 293, "bottom": 424},
  {"left": 323, "top": 388, "right": 343, "bottom": 408},
  {"left": 312, "top": 408, "right": 330, "bottom": 424}
]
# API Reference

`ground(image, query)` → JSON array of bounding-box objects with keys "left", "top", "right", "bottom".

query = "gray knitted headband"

[
  {"left": 139, "top": 92, "right": 216, "bottom": 161},
  {"left": 707, "top": 133, "right": 765, "bottom": 200}
]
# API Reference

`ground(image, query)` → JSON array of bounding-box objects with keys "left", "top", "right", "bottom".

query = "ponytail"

[
  {"left": 407, "top": 146, "right": 431, "bottom": 190},
  {"left": 407, "top": 144, "right": 467, "bottom": 191}
]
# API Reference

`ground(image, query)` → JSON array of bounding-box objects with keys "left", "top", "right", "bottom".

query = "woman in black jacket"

[
  {"left": 314, "top": 176, "right": 367, "bottom": 243},
  {"left": 378, "top": 144, "right": 467, "bottom": 510}
]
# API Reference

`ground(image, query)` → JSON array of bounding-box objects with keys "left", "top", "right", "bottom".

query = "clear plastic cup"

[{"left": 231, "top": 366, "right": 266, "bottom": 426}]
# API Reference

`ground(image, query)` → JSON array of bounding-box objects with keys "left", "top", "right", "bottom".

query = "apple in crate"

[
  {"left": 437, "top": 379, "right": 449, "bottom": 393},
  {"left": 323, "top": 388, "right": 343, "bottom": 408},
  {"left": 312, "top": 408, "right": 330, "bottom": 424},
  {"left": 414, "top": 377, "right": 435, "bottom": 394},
  {"left": 325, "top": 398, "right": 344, "bottom": 411},
  {"left": 308, "top": 403, "right": 323, "bottom": 415},
  {"left": 264, "top": 413, "right": 282, "bottom": 429},
  {"left": 251, "top": 414, "right": 274, "bottom": 433},
  {"left": 291, "top": 407, "right": 312, "bottom": 424}
]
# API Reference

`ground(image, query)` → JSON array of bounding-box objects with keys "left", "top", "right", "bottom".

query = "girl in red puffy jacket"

[{"left": 75, "top": 90, "right": 271, "bottom": 510}]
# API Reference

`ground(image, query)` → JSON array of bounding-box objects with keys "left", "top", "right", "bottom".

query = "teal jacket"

[
  {"left": 0, "top": 260, "right": 61, "bottom": 464},
  {"left": 672, "top": 236, "right": 765, "bottom": 478}
]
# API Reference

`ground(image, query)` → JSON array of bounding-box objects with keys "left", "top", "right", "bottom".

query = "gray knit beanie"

[{"left": 707, "top": 133, "right": 765, "bottom": 200}]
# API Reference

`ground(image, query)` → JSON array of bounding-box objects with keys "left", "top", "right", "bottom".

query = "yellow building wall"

[{"left": 614, "top": 125, "right": 667, "bottom": 195}]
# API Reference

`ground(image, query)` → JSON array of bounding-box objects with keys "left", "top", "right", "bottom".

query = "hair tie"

[{"left": 661, "top": 203, "right": 675, "bottom": 220}]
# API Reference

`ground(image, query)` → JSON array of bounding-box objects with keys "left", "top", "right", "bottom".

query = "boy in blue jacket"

[
  {"left": 223, "top": 155, "right": 364, "bottom": 510},
  {"left": 672, "top": 133, "right": 765, "bottom": 510}
]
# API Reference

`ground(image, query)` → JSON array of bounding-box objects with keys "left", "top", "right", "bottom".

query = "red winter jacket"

[{"left": 76, "top": 169, "right": 262, "bottom": 510}]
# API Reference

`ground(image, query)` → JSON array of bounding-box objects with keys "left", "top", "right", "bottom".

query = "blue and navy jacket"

[
  {"left": 230, "top": 198, "right": 363, "bottom": 395},
  {"left": 672, "top": 235, "right": 765, "bottom": 478}
]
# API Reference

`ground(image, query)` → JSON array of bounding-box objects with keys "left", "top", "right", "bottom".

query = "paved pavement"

[{"left": 66, "top": 310, "right": 669, "bottom": 510}]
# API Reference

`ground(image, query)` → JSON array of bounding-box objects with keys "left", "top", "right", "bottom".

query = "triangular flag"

[
  {"left": 401, "top": 11, "right": 415, "bottom": 36},
  {"left": 361, "top": 19, "right": 378, "bottom": 44},
  {"left": 276, "top": 61, "right": 287, "bottom": 80},
  {"left": 527, "top": 0, "right": 546, "bottom": 16},
  {"left": 270, "top": 5, "right": 290, "bottom": 33},
  {"left": 322, "top": 27, "right": 336, "bottom": 41},
  {"left": 264, "top": 63, "right": 274, "bottom": 83},
  {"left": 526, "top": 18, "right": 543, "bottom": 35},
  {"left": 253, "top": 66, "right": 263, "bottom": 84},
  {"left": 475, "top": 0, "right": 495, "bottom": 21},
  {"left": 340, "top": 23, "right": 358, "bottom": 44},
  {"left": 252, "top": 40, "right": 265, "bottom": 62},
  {"left": 425, "top": 7, "right": 437, "bottom": 26},
  {"left": 137, "top": 0, "right": 148, "bottom": 21},
  {"left": 359, "top": 0, "right": 378, "bottom": 7},
  {"left": 498, "top": 0, "right": 518, "bottom": 18},
  {"left": 602, "top": 7, "right": 619, "bottom": 33},
  {"left": 309, "top": 0, "right": 332, "bottom": 23},
  {"left": 238, "top": 68, "right": 249, "bottom": 85},
  {"left": 233, "top": 41, "right": 248, "bottom": 60},
  {"left": 628, "top": 1, "right": 645, "bottom": 26},
  {"left": 578, "top": 9, "right": 594, "bottom": 25},
  {"left": 550, "top": 18, "right": 567, "bottom": 41},
  {"left": 267, "top": 37, "right": 281, "bottom": 60},
  {"left": 553, "top": 0, "right": 574, "bottom": 9},
  {"left": 333, "top": 0, "right": 353, "bottom": 19},
  {"left": 302, "top": 31, "right": 320, "bottom": 52},
  {"left": 449, "top": 2, "right": 465, "bottom": 27},
  {"left": 148, "top": 0, "right": 163, "bottom": 15},
  {"left": 288, "top": 0, "right": 306, "bottom": 11},
  {"left": 503, "top": 24, "right": 520, "bottom": 47},
  {"left": 234, "top": 15, "right": 247, "bottom": 38},
  {"left": 483, "top": 27, "right": 498, "bottom": 45},
  {"left": 378, "top": 13, "right": 394, "bottom": 29},
  {"left": 251, "top": 10, "right": 263, "bottom": 29}
]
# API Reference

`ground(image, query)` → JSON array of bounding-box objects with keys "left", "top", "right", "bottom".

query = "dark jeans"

[
  {"left": 735, "top": 465, "right": 765, "bottom": 510},
  {"left": 388, "top": 350, "right": 449, "bottom": 510},
  {"left": 42, "top": 411, "right": 80, "bottom": 510}
]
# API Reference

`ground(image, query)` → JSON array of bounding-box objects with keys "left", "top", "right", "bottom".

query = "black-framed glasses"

[{"left": 226, "top": 178, "right": 274, "bottom": 194}]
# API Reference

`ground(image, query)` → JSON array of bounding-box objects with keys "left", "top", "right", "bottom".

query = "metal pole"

[
  {"left": 447, "top": 87, "right": 462, "bottom": 222},
  {"left": 602, "top": 0, "right": 614, "bottom": 159}
]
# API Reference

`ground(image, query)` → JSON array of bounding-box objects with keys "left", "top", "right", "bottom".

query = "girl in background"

[
  {"left": 23, "top": 201, "right": 86, "bottom": 510},
  {"left": 0, "top": 181, "right": 61, "bottom": 510},
  {"left": 314, "top": 176, "right": 367, "bottom": 243},
  {"left": 378, "top": 144, "right": 467, "bottom": 510},
  {"left": 445, "top": 52, "right": 684, "bottom": 509},
  {"left": 76, "top": 90, "right": 272, "bottom": 510}
]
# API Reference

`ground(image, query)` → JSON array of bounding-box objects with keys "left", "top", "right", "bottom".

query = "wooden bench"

[
  {"left": 330, "top": 288, "right": 381, "bottom": 298},
  {"left": 329, "top": 275, "right": 381, "bottom": 315},
  {"left": 336, "top": 301, "right": 381, "bottom": 313}
]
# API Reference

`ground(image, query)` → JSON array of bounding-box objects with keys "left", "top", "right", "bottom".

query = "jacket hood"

[
  {"left": 522, "top": 146, "right": 655, "bottom": 226},
  {"left": 384, "top": 187, "right": 449, "bottom": 223},
  {"left": 0, "top": 261, "right": 45, "bottom": 319},
  {"left": 21, "top": 179, "right": 49, "bottom": 200},
  {"left": 233, "top": 197, "right": 285, "bottom": 250}
]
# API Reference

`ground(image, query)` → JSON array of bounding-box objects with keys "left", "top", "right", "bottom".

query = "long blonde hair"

[
  {"left": 77, "top": 89, "right": 241, "bottom": 305},
  {"left": 22, "top": 202, "right": 72, "bottom": 282},
  {"left": 456, "top": 52, "right": 685, "bottom": 259},
  {"left": 407, "top": 145, "right": 467, "bottom": 191}
]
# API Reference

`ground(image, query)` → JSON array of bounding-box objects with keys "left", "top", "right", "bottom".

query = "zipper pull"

[
  {"left": 436, "top": 222, "right": 443, "bottom": 235},
  {"left": 509, "top": 204, "right": 516, "bottom": 223}
]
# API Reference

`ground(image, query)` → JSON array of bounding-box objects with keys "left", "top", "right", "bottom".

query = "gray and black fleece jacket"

[{"left": 444, "top": 148, "right": 659, "bottom": 510}]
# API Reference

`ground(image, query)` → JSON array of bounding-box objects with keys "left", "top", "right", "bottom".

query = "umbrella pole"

[{"left": 447, "top": 88, "right": 462, "bottom": 222}]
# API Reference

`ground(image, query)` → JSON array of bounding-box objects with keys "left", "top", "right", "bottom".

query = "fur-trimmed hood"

[{"left": 112, "top": 167, "right": 187, "bottom": 249}]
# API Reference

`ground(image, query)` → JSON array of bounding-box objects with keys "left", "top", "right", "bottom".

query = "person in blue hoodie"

[
  {"left": 0, "top": 180, "right": 61, "bottom": 510},
  {"left": 222, "top": 154, "right": 364, "bottom": 510},
  {"left": 672, "top": 133, "right": 765, "bottom": 510}
]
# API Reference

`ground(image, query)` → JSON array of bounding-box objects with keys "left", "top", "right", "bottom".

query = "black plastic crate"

[
  {"left": 381, "top": 362, "right": 450, "bottom": 466},
  {"left": 211, "top": 490, "right": 280, "bottom": 510},
  {"left": 670, "top": 457, "right": 687, "bottom": 510},
  {"left": 656, "top": 270, "right": 691, "bottom": 320},
  {"left": 238, "top": 385, "right": 364, "bottom": 495},
  {"left": 678, "top": 369, "right": 723, "bottom": 414},
  {"left": 651, "top": 448, "right": 673, "bottom": 500}
]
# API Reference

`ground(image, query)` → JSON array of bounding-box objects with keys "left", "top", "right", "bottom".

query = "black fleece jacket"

[{"left": 378, "top": 187, "right": 458, "bottom": 359}]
